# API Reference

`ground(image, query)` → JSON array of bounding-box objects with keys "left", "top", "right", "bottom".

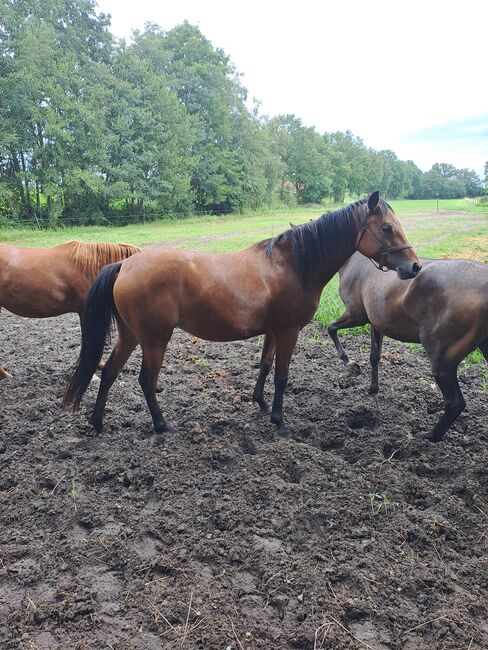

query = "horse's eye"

[{"left": 381, "top": 224, "right": 393, "bottom": 234}]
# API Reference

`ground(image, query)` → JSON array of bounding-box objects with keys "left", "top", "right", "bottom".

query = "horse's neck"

[{"left": 313, "top": 240, "right": 357, "bottom": 290}]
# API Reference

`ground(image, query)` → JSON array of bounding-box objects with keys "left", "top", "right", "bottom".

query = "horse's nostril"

[{"left": 413, "top": 263, "right": 421, "bottom": 275}]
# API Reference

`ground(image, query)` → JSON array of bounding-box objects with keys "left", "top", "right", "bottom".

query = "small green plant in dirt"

[
  {"left": 369, "top": 490, "right": 392, "bottom": 516},
  {"left": 194, "top": 357, "right": 208, "bottom": 367}
]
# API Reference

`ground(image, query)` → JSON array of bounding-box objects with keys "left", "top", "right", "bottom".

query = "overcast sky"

[{"left": 97, "top": 0, "right": 487, "bottom": 175}]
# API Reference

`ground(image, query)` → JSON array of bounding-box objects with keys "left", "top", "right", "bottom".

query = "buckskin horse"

[
  {"left": 0, "top": 239, "right": 141, "bottom": 378},
  {"left": 327, "top": 252, "right": 488, "bottom": 442},
  {"left": 64, "top": 192, "right": 420, "bottom": 436}
]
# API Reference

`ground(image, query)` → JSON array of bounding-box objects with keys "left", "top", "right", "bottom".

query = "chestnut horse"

[
  {"left": 0, "top": 239, "right": 141, "bottom": 378},
  {"left": 64, "top": 192, "right": 420, "bottom": 436},
  {"left": 328, "top": 252, "right": 488, "bottom": 441}
]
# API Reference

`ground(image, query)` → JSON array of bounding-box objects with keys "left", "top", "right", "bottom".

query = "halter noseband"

[{"left": 356, "top": 215, "right": 412, "bottom": 272}]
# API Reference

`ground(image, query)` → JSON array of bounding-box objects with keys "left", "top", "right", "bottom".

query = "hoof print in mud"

[{"left": 346, "top": 406, "right": 377, "bottom": 430}]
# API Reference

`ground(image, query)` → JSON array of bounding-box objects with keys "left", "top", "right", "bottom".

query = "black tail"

[{"left": 63, "top": 262, "right": 122, "bottom": 410}]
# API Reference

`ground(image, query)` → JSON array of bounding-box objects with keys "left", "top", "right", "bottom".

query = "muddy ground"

[{"left": 0, "top": 309, "right": 487, "bottom": 650}]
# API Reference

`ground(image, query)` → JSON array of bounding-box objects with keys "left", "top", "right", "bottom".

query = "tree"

[
  {"left": 132, "top": 22, "right": 269, "bottom": 212},
  {"left": 108, "top": 45, "right": 196, "bottom": 215},
  {"left": 0, "top": 0, "right": 114, "bottom": 222}
]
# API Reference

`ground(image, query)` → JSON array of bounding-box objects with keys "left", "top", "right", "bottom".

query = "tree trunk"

[{"left": 20, "top": 151, "right": 33, "bottom": 217}]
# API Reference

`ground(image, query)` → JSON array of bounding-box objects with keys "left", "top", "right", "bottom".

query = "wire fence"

[{"left": 0, "top": 206, "right": 236, "bottom": 230}]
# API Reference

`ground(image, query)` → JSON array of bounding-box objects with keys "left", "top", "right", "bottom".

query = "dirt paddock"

[{"left": 1, "top": 309, "right": 487, "bottom": 649}]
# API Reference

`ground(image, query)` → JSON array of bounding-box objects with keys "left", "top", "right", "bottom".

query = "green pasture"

[{"left": 1, "top": 198, "right": 487, "bottom": 335}]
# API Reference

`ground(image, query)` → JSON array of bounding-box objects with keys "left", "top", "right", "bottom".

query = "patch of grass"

[
  {"left": 71, "top": 479, "right": 78, "bottom": 512},
  {"left": 461, "top": 349, "right": 485, "bottom": 368},
  {"left": 369, "top": 490, "right": 392, "bottom": 516}
]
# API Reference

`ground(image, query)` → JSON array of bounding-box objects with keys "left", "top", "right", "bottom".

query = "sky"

[{"left": 96, "top": 0, "right": 487, "bottom": 175}]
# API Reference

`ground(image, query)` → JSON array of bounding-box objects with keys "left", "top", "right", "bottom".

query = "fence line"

[{"left": 0, "top": 208, "right": 239, "bottom": 230}]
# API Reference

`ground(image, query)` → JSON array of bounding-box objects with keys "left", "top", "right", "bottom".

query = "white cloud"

[{"left": 97, "top": 0, "right": 488, "bottom": 173}]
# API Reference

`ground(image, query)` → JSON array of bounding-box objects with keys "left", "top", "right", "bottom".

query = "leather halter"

[{"left": 356, "top": 215, "right": 413, "bottom": 272}]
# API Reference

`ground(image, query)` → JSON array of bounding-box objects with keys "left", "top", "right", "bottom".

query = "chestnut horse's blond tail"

[{"left": 63, "top": 262, "right": 122, "bottom": 411}]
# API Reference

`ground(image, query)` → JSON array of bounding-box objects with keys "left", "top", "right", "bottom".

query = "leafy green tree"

[
  {"left": 108, "top": 45, "right": 196, "bottom": 216},
  {"left": 0, "top": 0, "right": 113, "bottom": 222},
  {"left": 267, "top": 115, "right": 332, "bottom": 204},
  {"left": 132, "top": 22, "right": 269, "bottom": 212}
]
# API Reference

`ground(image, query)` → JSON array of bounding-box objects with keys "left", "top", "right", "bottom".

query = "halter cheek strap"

[{"left": 356, "top": 218, "right": 413, "bottom": 272}]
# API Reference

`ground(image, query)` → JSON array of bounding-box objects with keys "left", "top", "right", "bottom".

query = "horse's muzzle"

[{"left": 396, "top": 261, "right": 422, "bottom": 280}]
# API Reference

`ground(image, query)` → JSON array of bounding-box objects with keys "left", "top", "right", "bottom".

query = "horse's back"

[
  {"left": 409, "top": 258, "right": 488, "bottom": 297},
  {"left": 405, "top": 259, "right": 488, "bottom": 349}
]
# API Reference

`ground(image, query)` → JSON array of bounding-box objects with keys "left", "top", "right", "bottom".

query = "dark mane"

[{"left": 256, "top": 199, "right": 392, "bottom": 286}]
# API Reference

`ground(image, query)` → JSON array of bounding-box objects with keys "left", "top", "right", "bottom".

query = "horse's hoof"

[
  {"left": 253, "top": 397, "right": 271, "bottom": 414},
  {"left": 368, "top": 385, "right": 379, "bottom": 395},
  {"left": 276, "top": 423, "right": 289, "bottom": 437},
  {"left": 346, "top": 361, "right": 361, "bottom": 377},
  {"left": 156, "top": 422, "right": 175, "bottom": 435},
  {"left": 415, "top": 429, "right": 442, "bottom": 443},
  {"left": 88, "top": 414, "right": 103, "bottom": 433}
]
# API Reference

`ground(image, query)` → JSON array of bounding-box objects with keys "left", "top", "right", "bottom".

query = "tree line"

[{"left": 0, "top": 0, "right": 485, "bottom": 227}]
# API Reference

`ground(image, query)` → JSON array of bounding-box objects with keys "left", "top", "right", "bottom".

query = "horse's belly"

[
  {"left": 179, "top": 309, "right": 265, "bottom": 342},
  {"left": 375, "top": 320, "right": 421, "bottom": 344}
]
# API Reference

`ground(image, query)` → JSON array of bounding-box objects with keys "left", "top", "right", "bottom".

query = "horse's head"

[{"left": 356, "top": 191, "right": 421, "bottom": 279}]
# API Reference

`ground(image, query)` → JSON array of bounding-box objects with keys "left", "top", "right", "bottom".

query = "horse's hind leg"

[
  {"left": 90, "top": 321, "right": 137, "bottom": 432},
  {"left": 252, "top": 333, "right": 276, "bottom": 413},
  {"left": 368, "top": 328, "right": 384, "bottom": 395},
  {"left": 420, "top": 355, "right": 466, "bottom": 442},
  {"left": 139, "top": 333, "right": 174, "bottom": 434},
  {"left": 327, "top": 309, "right": 367, "bottom": 376}
]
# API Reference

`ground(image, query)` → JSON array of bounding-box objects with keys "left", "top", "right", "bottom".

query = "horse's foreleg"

[
  {"left": 89, "top": 323, "right": 137, "bottom": 432},
  {"left": 479, "top": 339, "right": 488, "bottom": 363},
  {"left": 423, "top": 360, "right": 466, "bottom": 442},
  {"left": 327, "top": 310, "right": 367, "bottom": 376},
  {"left": 270, "top": 329, "right": 300, "bottom": 437},
  {"left": 0, "top": 307, "right": 12, "bottom": 379},
  {"left": 139, "top": 334, "right": 174, "bottom": 434},
  {"left": 368, "top": 328, "right": 384, "bottom": 395},
  {"left": 252, "top": 333, "right": 276, "bottom": 413}
]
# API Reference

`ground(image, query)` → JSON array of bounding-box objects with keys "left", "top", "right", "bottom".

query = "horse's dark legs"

[
  {"left": 0, "top": 307, "right": 12, "bottom": 379},
  {"left": 270, "top": 329, "right": 300, "bottom": 437},
  {"left": 479, "top": 339, "right": 488, "bottom": 363},
  {"left": 252, "top": 333, "right": 276, "bottom": 413},
  {"left": 422, "top": 361, "right": 466, "bottom": 442},
  {"left": 90, "top": 324, "right": 137, "bottom": 432},
  {"left": 368, "top": 328, "right": 384, "bottom": 395},
  {"left": 327, "top": 310, "right": 367, "bottom": 376},
  {"left": 138, "top": 334, "right": 174, "bottom": 434}
]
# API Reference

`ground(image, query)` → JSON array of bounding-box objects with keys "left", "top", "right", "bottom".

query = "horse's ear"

[{"left": 367, "top": 191, "right": 380, "bottom": 212}]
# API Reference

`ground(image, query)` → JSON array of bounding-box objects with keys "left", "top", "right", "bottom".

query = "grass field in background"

[{"left": 1, "top": 198, "right": 487, "bottom": 336}]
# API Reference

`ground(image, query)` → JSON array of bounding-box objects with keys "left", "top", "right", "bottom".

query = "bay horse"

[
  {"left": 64, "top": 192, "right": 420, "bottom": 436},
  {"left": 0, "top": 239, "right": 141, "bottom": 378},
  {"left": 327, "top": 252, "right": 488, "bottom": 442}
]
